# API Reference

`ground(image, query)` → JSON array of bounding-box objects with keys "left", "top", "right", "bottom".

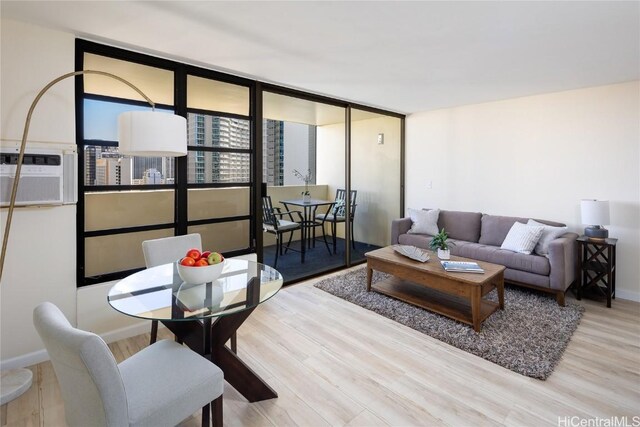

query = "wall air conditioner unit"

[{"left": 0, "top": 145, "right": 77, "bottom": 207}]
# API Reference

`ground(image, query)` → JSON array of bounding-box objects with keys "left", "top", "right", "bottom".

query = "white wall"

[
  {"left": 0, "top": 19, "right": 78, "bottom": 365},
  {"left": 316, "top": 122, "right": 346, "bottom": 202},
  {"left": 406, "top": 81, "right": 640, "bottom": 301}
]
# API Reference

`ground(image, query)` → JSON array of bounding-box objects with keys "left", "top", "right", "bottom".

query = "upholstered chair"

[{"left": 33, "top": 302, "right": 224, "bottom": 427}]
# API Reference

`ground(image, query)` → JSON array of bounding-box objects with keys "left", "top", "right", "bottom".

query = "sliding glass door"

[
  {"left": 261, "top": 91, "right": 346, "bottom": 282},
  {"left": 349, "top": 109, "right": 403, "bottom": 264}
]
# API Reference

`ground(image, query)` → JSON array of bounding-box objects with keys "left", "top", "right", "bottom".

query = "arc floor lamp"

[{"left": 0, "top": 70, "right": 187, "bottom": 419}]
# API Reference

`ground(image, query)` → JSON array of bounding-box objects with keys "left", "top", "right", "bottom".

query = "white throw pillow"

[
  {"left": 500, "top": 222, "right": 544, "bottom": 254},
  {"left": 407, "top": 208, "right": 440, "bottom": 236},
  {"left": 528, "top": 219, "right": 568, "bottom": 256}
]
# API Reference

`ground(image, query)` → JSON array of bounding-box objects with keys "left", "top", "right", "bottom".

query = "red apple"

[
  {"left": 180, "top": 257, "right": 196, "bottom": 266},
  {"left": 186, "top": 248, "right": 201, "bottom": 260},
  {"left": 194, "top": 258, "right": 209, "bottom": 267}
]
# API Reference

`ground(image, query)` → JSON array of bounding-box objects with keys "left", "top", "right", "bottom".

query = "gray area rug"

[{"left": 314, "top": 266, "right": 584, "bottom": 380}]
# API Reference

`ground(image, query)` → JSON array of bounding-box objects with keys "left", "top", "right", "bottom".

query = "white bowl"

[{"left": 177, "top": 259, "right": 225, "bottom": 285}]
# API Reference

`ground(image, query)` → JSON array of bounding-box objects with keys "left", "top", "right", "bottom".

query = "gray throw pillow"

[
  {"left": 528, "top": 219, "right": 568, "bottom": 256},
  {"left": 407, "top": 208, "right": 440, "bottom": 235}
]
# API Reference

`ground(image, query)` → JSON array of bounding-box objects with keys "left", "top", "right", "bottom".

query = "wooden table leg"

[
  {"left": 471, "top": 287, "right": 481, "bottom": 332},
  {"left": 366, "top": 265, "right": 373, "bottom": 291},
  {"left": 212, "top": 309, "right": 277, "bottom": 402},
  {"left": 496, "top": 274, "right": 504, "bottom": 310}
]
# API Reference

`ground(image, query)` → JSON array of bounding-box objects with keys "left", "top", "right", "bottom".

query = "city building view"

[{"left": 84, "top": 113, "right": 316, "bottom": 186}]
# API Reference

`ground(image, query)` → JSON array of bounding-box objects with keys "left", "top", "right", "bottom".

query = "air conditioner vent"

[{"left": 0, "top": 147, "right": 77, "bottom": 207}]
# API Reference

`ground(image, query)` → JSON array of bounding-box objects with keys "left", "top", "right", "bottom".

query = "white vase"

[
  {"left": 303, "top": 194, "right": 311, "bottom": 203},
  {"left": 437, "top": 248, "right": 450, "bottom": 260}
]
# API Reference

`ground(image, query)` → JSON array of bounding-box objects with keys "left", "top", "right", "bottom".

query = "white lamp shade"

[
  {"left": 118, "top": 111, "right": 187, "bottom": 157},
  {"left": 581, "top": 199, "right": 610, "bottom": 225}
]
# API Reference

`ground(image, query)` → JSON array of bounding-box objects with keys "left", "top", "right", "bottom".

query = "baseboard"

[
  {"left": 0, "top": 321, "right": 165, "bottom": 370},
  {"left": 100, "top": 320, "right": 160, "bottom": 345},
  {"left": 0, "top": 349, "right": 50, "bottom": 371},
  {"left": 615, "top": 289, "right": 640, "bottom": 302}
]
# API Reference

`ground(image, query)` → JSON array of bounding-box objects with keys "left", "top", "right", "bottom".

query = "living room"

[{"left": 1, "top": 2, "right": 638, "bottom": 426}]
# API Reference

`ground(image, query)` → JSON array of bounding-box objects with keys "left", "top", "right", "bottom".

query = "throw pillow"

[
  {"left": 332, "top": 199, "right": 346, "bottom": 217},
  {"left": 527, "top": 219, "right": 568, "bottom": 256},
  {"left": 500, "top": 222, "right": 544, "bottom": 254},
  {"left": 407, "top": 208, "right": 440, "bottom": 236}
]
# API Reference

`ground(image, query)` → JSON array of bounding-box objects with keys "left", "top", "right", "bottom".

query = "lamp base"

[{"left": 584, "top": 226, "right": 608, "bottom": 240}]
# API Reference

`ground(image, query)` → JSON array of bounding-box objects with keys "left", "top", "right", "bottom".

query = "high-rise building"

[
  {"left": 84, "top": 145, "right": 139, "bottom": 186},
  {"left": 85, "top": 113, "right": 314, "bottom": 187},
  {"left": 263, "top": 119, "right": 284, "bottom": 186},
  {"left": 263, "top": 119, "right": 317, "bottom": 186},
  {"left": 132, "top": 157, "right": 164, "bottom": 180},
  {"left": 188, "top": 114, "right": 251, "bottom": 183},
  {"left": 84, "top": 146, "right": 97, "bottom": 186},
  {"left": 95, "top": 157, "right": 121, "bottom": 185},
  {"left": 142, "top": 168, "right": 163, "bottom": 184}
]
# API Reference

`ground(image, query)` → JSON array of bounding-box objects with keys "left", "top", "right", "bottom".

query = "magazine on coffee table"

[{"left": 440, "top": 261, "right": 485, "bottom": 274}]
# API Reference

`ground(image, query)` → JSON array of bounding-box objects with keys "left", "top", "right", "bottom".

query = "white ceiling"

[{"left": 2, "top": 1, "right": 639, "bottom": 114}]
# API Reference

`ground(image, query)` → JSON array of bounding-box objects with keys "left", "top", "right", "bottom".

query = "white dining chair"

[
  {"left": 142, "top": 234, "right": 237, "bottom": 353},
  {"left": 33, "top": 302, "right": 224, "bottom": 427},
  {"left": 142, "top": 234, "right": 202, "bottom": 345}
]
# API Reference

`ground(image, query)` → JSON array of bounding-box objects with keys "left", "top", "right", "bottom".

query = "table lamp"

[
  {"left": 0, "top": 70, "right": 187, "bottom": 412},
  {"left": 580, "top": 199, "right": 610, "bottom": 240}
]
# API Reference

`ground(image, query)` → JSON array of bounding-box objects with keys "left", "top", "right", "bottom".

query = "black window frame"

[
  {"left": 76, "top": 40, "right": 257, "bottom": 286},
  {"left": 76, "top": 39, "right": 406, "bottom": 288}
]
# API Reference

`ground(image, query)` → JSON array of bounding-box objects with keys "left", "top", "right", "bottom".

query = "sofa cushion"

[
  {"left": 437, "top": 210, "right": 482, "bottom": 243},
  {"left": 398, "top": 233, "right": 432, "bottom": 249},
  {"left": 453, "top": 242, "right": 550, "bottom": 276},
  {"left": 478, "top": 214, "right": 530, "bottom": 247}
]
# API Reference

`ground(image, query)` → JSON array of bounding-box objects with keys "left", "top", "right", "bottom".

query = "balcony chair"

[
  {"left": 315, "top": 189, "right": 358, "bottom": 254},
  {"left": 262, "top": 196, "right": 303, "bottom": 268},
  {"left": 142, "top": 234, "right": 237, "bottom": 353},
  {"left": 33, "top": 302, "right": 224, "bottom": 427}
]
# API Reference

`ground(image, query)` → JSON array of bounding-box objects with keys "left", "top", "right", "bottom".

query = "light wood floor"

[{"left": 5, "top": 267, "right": 640, "bottom": 426}]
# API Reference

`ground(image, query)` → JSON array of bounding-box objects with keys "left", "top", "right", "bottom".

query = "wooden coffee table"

[{"left": 365, "top": 246, "right": 505, "bottom": 332}]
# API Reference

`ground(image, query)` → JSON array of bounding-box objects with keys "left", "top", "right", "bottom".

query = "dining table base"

[{"left": 162, "top": 307, "right": 278, "bottom": 402}]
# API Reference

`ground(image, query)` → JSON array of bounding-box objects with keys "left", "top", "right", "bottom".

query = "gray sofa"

[{"left": 391, "top": 210, "right": 578, "bottom": 305}]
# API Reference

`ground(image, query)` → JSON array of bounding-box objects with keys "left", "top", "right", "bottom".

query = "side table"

[{"left": 576, "top": 236, "right": 617, "bottom": 308}]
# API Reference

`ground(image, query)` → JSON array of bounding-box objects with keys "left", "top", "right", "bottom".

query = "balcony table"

[
  {"left": 279, "top": 198, "right": 335, "bottom": 261},
  {"left": 108, "top": 258, "right": 282, "bottom": 402}
]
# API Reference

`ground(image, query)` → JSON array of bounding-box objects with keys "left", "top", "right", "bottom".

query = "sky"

[{"left": 84, "top": 99, "right": 171, "bottom": 141}]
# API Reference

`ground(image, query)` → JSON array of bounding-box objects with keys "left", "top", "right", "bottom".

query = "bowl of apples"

[{"left": 177, "top": 249, "right": 225, "bottom": 285}]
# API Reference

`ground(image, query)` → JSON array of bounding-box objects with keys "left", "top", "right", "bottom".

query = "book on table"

[{"left": 440, "top": 261, "right": 485, "bottom": 274}]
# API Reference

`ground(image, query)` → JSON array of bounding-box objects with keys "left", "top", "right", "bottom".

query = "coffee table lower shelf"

[{"left": 371, "top": 277, "right": 501, "bottom": 329}]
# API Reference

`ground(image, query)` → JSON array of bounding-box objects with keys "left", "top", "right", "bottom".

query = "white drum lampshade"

[
  {"left": 118, "top": 111, "right": 187, "bottom": 157},
  {"left": 580, "top": 199, "right": 610, "bottom": 239}
]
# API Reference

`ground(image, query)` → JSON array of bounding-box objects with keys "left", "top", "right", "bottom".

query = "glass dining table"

[{"left": 108, "top": 258, "right": 283, "bottom": 402}]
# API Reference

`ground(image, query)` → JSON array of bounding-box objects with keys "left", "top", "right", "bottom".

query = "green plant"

[{"left": 429, "top": 228, "right": 455, "bottom": 251}]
